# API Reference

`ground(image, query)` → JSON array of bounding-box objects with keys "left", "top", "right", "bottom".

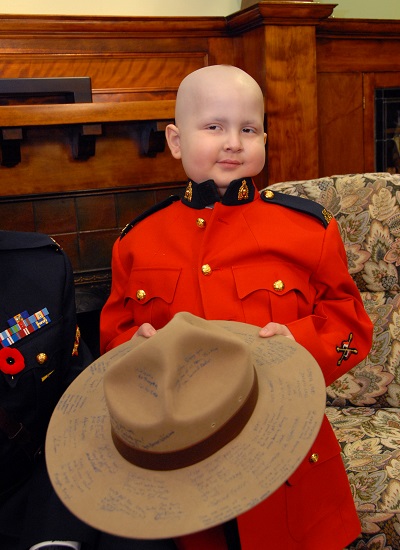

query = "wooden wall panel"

[
  {"left": 317, "top": 38, "right": 400, "bottom": 74},
  {"left": 317, "top": 72, "right": 365, "bottom": 177},
  {"left": 263, "top": 25, "right": 319, "bottom": 184},
  {"left": 0, "top": 53, "right": 208, "bottom": 102},
  {"left": 316, "top": 18, "right": 400, "bottom": 176},
  {"left": 0, "top": 125, "right": 186, "bottom": 196},
  {"left": 206, "top": 36, "right": 236, "bottom": 66}
]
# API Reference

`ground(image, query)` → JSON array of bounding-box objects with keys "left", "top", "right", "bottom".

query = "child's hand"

[
  {"left": 133, "top": 323, "right": 157, "bottom": 338},
  {"left": 259, "top": 322, "right": 294, "bottom": 340}
]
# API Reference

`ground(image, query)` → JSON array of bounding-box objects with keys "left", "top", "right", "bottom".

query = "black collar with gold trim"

[{"left": 182, "top": 178, "right": 255, "bottom": 209}]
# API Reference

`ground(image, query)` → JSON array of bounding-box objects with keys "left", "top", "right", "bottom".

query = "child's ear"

[{"left": 165, "top": 124, "right": 182, "bottom": 159}]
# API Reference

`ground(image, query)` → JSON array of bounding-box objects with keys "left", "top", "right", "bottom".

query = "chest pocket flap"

[
  {"left": 232, "top": 262, "right": 313, "bottom": 324},
  {"left": 232, "top": 261, "right": 311, "bottom": 299},
  {"left": 126, "top": 268, "right": 181, "bottom": 305}
]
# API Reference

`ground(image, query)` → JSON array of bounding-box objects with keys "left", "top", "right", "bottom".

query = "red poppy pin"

[{"left": 0, "top": 347, "right": 25, "bottom": 375}]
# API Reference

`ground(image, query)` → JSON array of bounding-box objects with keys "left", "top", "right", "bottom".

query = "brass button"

[
  {"left": 263, "top": 189, "right": 275, "bottom": 199},
  {"left": 309, "top": 453, "right": 319, "bottom": 463},
  {"left": 136, "top": 289, "right": 147, "bottom": 301},
  {"left": 201, "top": 264, "right": 212, "bottom": 276},
  {"left": 36, "top": 352, "right": 48, "bottom": 365},
  {"left": 273, "top": 280, "right": 285, "bottom": 291},
  {"left": 196, "top": 218, "right": 206, "bottom": 228}
]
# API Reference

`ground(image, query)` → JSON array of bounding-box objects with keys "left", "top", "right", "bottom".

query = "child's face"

[{"left": 166, "top": 67, "right": 267, "bottom": 196}]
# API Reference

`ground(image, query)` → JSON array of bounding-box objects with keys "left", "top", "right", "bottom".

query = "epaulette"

[
  {"left": 261, "top": 189, "right": 333, "bottom": 228},
  {"left": 120, "top": 195, "right": 180, "bottom": 239},
  {"left": 0, "top": 230, "right": 62, "bottom": 252}
]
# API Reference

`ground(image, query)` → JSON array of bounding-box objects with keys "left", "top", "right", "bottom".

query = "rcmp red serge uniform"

[{"left": 100, "top": 178, "right": 373, "bottom": 550}]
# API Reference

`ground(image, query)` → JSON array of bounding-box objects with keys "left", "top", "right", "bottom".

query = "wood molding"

[
  {"left": 0, "top": 100, "right": 176, "bottom": 127},
  {"left": 0, "top": 14, "right": 228, "bottom": 38},
  {"left": 317, "top": 17, "right": 400, "bottom": 39},
  {"left": 241, "top": 0, "right": 315, "bottom": 7},
  {"left": 0, "top": 4, "right": 338, "bottom": 42},
  {"left": 229, "top": 2, "right": 336, "bottom": 33}
]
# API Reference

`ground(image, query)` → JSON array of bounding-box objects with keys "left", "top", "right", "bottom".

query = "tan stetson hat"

[{"left": 45, "top": 312, "right": 325, "bottom": 540}]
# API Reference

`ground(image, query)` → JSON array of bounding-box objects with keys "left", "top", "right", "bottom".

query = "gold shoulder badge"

[
  {"left": 184, "top": 181, "right": 193, "bottom": 202},
  {"left": 238, "top": 180, "right": 249, "bottom": 201},
  {"left": 260, "top": 189, "right": 332, "bottom": 228},
  {"left": 322, "top": 208, "right": 333, "bottom": 225}
]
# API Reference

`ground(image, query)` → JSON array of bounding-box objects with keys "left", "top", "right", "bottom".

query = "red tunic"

[{"left": 100, "top": 178, "right": 373, "bottom": 549}]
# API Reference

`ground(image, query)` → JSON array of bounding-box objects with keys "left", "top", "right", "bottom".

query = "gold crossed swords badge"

[{"left": 336, "top": 333, "right": 358, "bottom": 366}]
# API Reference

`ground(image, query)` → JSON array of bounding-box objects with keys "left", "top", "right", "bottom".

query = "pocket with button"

[
  {"left": 232, "top": 262, "right": 315, "bottom": 325},
  {"left": 1, "top": 316, "right": 64, "bottom": 388},
  {"left": 126, "top": 267, "right": 182, "bottom": 326},
  {"left": 136, "top": 289, "right": 147, "bottom": 301}
]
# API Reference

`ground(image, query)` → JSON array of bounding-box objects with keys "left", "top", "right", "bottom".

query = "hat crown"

[{"left": 104, "top": 312, "right": 255, "bottom": 466}]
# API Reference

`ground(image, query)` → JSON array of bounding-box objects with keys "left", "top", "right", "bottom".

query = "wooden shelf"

[{"left": 0, "top": 100, "right": 176, "bottom": 128}]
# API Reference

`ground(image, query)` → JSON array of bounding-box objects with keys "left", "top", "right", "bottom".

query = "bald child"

[{"left": 100, "top": 65, "right": 373, "bottom": 549}]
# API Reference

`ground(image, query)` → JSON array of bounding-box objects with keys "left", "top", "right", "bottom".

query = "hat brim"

[{"left": 45, "top": 319, "right": 325, "bottom": 539}]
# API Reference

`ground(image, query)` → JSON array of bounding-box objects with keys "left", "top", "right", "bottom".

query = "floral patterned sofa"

[{"left": 268, "top": 173, "right": 400, "bottom": 550}]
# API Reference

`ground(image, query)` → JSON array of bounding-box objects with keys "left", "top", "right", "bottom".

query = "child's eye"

[
  {"left": 207, "top": 125, "right": 220, "bottom": 131},
  {"left": 242, "top": 127, "right": 255, "bottom": 134}
]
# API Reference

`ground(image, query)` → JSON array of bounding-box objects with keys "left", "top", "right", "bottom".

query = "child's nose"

[{"left": 224, "top": 131, "right": 243, "bottom": 151}]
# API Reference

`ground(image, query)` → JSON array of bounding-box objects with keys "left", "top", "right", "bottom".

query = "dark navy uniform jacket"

[
  {"left": 0, "top": 231, "right": 87, "bottom": 492},
  {"left": 0, "top": 231, "right": 95, "bottom": 548}
]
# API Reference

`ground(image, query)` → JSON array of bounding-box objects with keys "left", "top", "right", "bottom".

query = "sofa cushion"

[
  {"left": 270, "top": 173, "right": 400, "bottom": 409},
  {"left": 327, "top": 406, "right": 400, "bottom": 548}
]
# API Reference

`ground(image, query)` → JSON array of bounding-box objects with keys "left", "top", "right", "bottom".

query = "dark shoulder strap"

[
  {"left": 261, "top": 189, "right": 333, "bottom": 228},
  {"left": 0, "top": 230, "right": 61, "bottom": 251},
  {"left": 120, "top": 195, "right": 180, "bottom": 239}
]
